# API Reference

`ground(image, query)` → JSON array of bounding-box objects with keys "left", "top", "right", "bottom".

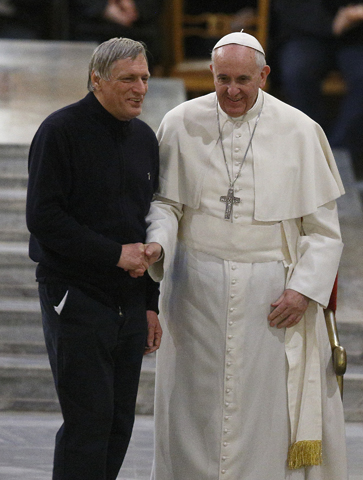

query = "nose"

[
  {"left": 132, "top": 78, "right": 148, "bottom": 94},
  {"left": 227, "top": 81, "right": 240, "bottom": 97}
]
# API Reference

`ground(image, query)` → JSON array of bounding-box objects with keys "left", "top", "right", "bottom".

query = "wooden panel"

[{"left": 163, "top": 0, "right": 271, "bottom": 94}]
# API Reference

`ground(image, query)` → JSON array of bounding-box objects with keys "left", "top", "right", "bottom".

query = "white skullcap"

[{"left": 213, "top": 30, "right": 265, "bottom": 55}]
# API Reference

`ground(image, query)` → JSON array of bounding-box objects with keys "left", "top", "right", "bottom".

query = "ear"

[
  {"left": 259, "top": 65, "right": 271, "bottom": 89},
  {"left": 210, "top": 63, "right": 214, "bottom": 74},
  {"left": 91, "top": 71, "right": 101, "bottom": 91}
]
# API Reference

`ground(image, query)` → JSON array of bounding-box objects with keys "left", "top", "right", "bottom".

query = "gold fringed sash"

[{"left": 288, "top": 440, "right": 322, "bottom": 469}]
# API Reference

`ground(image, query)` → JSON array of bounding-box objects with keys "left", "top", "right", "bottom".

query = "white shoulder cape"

[{"left": 156, "top": 90, "right": 344, "bottom": 221}]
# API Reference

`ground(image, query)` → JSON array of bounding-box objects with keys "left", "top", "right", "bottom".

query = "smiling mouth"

[{"left": 227, "top": 97, "right": 243, "bottom": 103}]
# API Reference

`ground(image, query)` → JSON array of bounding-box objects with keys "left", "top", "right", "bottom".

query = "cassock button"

[
  {"left": 229, "top": 321, "right": 233, "bottom": 326},
  {"left": 231, "top": 265, "right": 236, "bottom": 270},
  {"left": 229, "top": 307, "right": 234, "bottom": 312},
  {"left": 224, "top": 428, "right": 229, "bottom": 433},
  {"left": 230, "top": 294, "right": 235, "bottom": 298},
  {"left": 236, "top": 133, "right": 241, "bottom": 138},
  {"left": 227, "top": 362, "right": 232, "bottom": 366},
  {"left": 223, "top": 442, "right": 228, "bottom": 446},
  {"left": 228, "top": 335, "right": 233, "bottom": 339},
  {"left": 231, "top": 279, "right": 236, "bottom": 285},
  {"left": 225, "top": 402, "right": 230, "bottom": 407},
  {"left": 222, "top": 469, "right": 226, "bottom": 474},
  {"left": 222, "top": 455, "right": 227, "bottom": 461},
  {"left": 226, "top": 389, "right": 231, "bottom": 393}
]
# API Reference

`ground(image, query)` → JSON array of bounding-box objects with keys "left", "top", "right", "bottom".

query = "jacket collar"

[{"left": 81, "top": 92, "right": 133, "bottom": 136}]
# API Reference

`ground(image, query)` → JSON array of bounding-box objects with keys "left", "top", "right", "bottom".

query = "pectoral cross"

[{"left": 220, "top": 187, "right": 240, "bottom": 220}]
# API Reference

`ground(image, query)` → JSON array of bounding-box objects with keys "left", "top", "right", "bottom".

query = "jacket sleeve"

[{"left": 26, "top": 122, "right": 122, "bottom": 267}]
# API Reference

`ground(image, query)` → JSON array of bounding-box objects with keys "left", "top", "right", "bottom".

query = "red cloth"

[{"left": 327, "top": 275, "right": 338, "bottom": 312}]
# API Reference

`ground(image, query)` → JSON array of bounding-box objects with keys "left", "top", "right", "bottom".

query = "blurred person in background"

[{"left": 272, "top": 0, "right": 363, "bottom": 178}]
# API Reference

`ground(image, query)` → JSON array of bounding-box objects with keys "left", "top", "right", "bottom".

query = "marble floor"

[{"left": 0, "top": 412, "right": 362, "bottom": 480}]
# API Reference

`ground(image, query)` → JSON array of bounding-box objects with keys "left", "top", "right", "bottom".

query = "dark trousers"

[{"left": 39, "top": 283, "right": 148, "bottom": 480}]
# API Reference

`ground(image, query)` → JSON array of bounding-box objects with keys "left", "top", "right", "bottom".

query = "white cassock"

[{"left": 146, "top": 90, "right": 348, "bottom": 480}]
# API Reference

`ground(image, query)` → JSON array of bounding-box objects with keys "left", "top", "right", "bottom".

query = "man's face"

[
  {"left": 210, "top": 44, "right": 270, "bottom": 117},
  {"left": 92, "top": 54, "right": 150, "bottom": 121}
]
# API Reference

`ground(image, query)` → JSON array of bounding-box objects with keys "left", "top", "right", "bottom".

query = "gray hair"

[
  {"left": 87, "top": 37, "right": 148, "bottom": 92},
  {"left": 211, "top": 47, "right": 266, "bottom": 72}
]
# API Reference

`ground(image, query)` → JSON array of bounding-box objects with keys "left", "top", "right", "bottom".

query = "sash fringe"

[{"left": 288, "top": 440, "right": 322, "bottom": 470}]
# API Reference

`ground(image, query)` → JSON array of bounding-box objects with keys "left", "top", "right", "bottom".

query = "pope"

[{"left": 143, "top": 31, "right": 348, "bottom": 480}]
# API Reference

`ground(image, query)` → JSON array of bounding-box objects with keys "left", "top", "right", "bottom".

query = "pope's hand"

[
  {"left": 117, "top": 243, "right": 148, "bottom": 276},
  {"left": 144, "top": 242, "right": 162, "bottom": 266},
  {"left": 268, "top": 289, "right": 309, "bottom": 329}
]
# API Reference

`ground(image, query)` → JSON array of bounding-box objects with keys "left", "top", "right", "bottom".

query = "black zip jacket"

[{"left": 26, "top": 92, "right": 159, "bottom": 312}]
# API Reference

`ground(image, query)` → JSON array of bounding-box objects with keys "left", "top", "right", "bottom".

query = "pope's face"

[
  {"left": 91, "top": 54, "right": 150, "bottom": 121},
  {"left": 210, "top": 44, "right": 270, "bottom": 117}
]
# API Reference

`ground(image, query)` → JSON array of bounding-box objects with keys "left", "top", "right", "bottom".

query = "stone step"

[
  {"left": 0, "top": 268, "right": 37, "bottom": 298},
  {"left": 343, "top": 365, "right": 363, "bottom": 422},
  {"left": 0, "top": 146, "right": 29, "bottom": 189},
  {"left": 0, "top": 188, "right": 26, "bottom": 211},
  {"left": 0, "top": 241, "right": 37, "bottom": 297},
  {"left": 0, "top": 354, "right": 58, "bottom": 412},
  {"left": 0, "top": 353, "right": 156, "bottom": 415},
  {"left": 0, "top": 229, "right": 30, "bottom": 242},
  {"left": 0, "top": 210, "right": 27, "bottom": 230},
  {"left": 0, "top": 325, "right": 45, "bottom": 354},
  {"left": 0, "top": 352, "right": 360, "bottom": 419},
  {"left": 0, "top": 283, "right": 37, "bottom": 297},
  {"left": 0, "top": 297, "right": 41, "bottom": 326},
  {"left": 0, "top": 294, "right": 362, "bottom": 360},
  {"left": 0, "top": 241, "right": 32, "bottom": 265},
  {"left": 0, "top": 144, "right": 29, "bottom": 161},
  {"left": 0, "top": 175, "right": 28, "bottom": 189},
  {"left": 339, "top": 321, "right": 363, "bottom": 365},
  {"left": 0, "top": 212, "right": 30, "bottom": 239}
]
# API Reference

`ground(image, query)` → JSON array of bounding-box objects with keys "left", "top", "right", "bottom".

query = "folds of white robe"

[{"left": 147, "top": 202, "right": 347, "bottom": 480}]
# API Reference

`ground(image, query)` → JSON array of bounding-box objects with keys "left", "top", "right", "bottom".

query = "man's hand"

[
  {"left": 117, "top": 243, "right": 148, "bottom": 276},
  {"left": 104, "top": 0, "right": 139, "bottom": 27},
  {"left": 333, "top": 4, "right": 363, "bottom": 35},
  {"left": 268, "top": 289, "right": 309, "bottom": 329},
  {"left": 144, "top": 310, "right": 162, "bottom": 355},
  {"left": 145, "top": 242, "right": 162, "bottom": 267}
]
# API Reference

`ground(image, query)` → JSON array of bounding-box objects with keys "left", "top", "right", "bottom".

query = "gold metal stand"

[{"left": 324, "top": 308, "right": 347, "bottom": 399}]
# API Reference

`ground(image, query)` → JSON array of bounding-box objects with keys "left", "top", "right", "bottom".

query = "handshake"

[{"left": 117, "top": 242, "right": 162, "bottom": 278}]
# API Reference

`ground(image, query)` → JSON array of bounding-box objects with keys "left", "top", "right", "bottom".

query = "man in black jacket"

[{"left": 26, "top": 37, "right": 162, "bottom": 480}]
